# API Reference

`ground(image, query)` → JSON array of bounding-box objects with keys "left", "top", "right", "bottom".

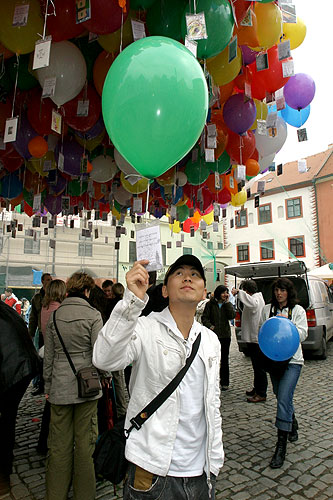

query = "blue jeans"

[
  {"left": 124, "top": 463, "right": 215, "bottom": 500},
  {"left": 270, "top": 363, "right": 302, "bottom": 432}
]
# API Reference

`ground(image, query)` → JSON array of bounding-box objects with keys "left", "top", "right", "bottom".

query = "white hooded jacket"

[
  {"left": 93, "top": 288, "right": 224, "bottom": 482},
  {"left": 238, "top": 289, "right": 265, "bottom": 343}
]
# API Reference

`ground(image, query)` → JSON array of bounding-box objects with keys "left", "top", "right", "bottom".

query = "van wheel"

[{"left": 318, "top": 334, "right": 327, "bottom": 360}]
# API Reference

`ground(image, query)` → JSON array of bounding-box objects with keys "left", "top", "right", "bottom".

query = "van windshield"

[{"left": 255, "top": 277, "right": 309, "bottom": 310}]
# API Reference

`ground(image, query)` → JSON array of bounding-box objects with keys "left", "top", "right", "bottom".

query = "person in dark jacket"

[
  {"left": 141, "top": 271, "right": 169, "bottom": 317},
  {"left": 202, "top": 285, "right": 235, "bottom": 390},
  {"left": 0, "top": 302, "right": 41, "bottom": 494}
]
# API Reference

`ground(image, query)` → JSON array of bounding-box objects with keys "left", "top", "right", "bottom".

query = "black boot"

[
  {"left": 288, "top": 414, "right": 298, "bottom": 443},
  {"left": 270, "top": 430, "right": 288, "bottom": 469}
]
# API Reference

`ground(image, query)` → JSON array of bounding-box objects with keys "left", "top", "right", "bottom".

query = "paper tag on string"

[
  {"left": 213, "top": 203, "right": 220, "bottom": 217},
  {"left": 244, "top": 81, "right": 252, "bottom": 100},
  {"left": 268, "top": 127, "right": 277, "bottom": 137},
  {"left": 213, "top": 222, "right": 219, "bottom": 232},
  {"left": 228, "top": 36, "right": 237, "bottom": 63},
  {"left": 33, "top": 37, "right": 51, "bottom": 70},
  {"left": 282, "top": 59, "right": 294, "bottom": 78},
  {"left": 33, "top": 194, "right": 41, "bottom": 212},
  {"left": 265, "top": 92, "right": 275, "bottom": 104},
  {"left": 192, "top": 147, "right": 198, "bottom": 163},
  {"left": 43, "top": 160, "right": 53, "bottom": 172},
  {"left": 215, "top": 172, "right": 221, "bottom": 189},
  {"left": 257, "top": 180, "right": 266, "bottom": 193},
  {"left": 170, "top": 205, "right": 177, "bottom": 218},
  {"left": 58, "top": 151, "right": 64, "bottom": 172},
  {"left": 133, "top": 197, "right": 143, "bottom": 213},
  {"left": 135, "top": 223, "right": 163, "bottom": 272},
  {"left": 4, "top": 117, "right": 18, "bottom": 143},
  {"left": 13, "top": 4, "right": 29, "bottom": 26},
  {"left": 131, "top": 20, "right": 146, "bottom": 41},
  {"left": 298, "top": 159, "right": 307, "bottom": 172},
  {"left": 205, "top": 148, "right": 215, "bottom": 163},
  {"left": 42, "top": 77, "right": 56, "bottom": 98},
  {"left": 207, "top": 123, "right": 217, "bottom": 137},
  {"left": 207, "top": 136, "right": 217, "bottom": 149},
  {"left": 297, "top": 128, "right": 308, "bottom": 142},
  {"left": 61, "top": 196, "right": 70, "bottom": 212},
  {"left": 185, "top": 13, "right": 207, "bottom": 40},
  {"left": 278, "top": 39, "right": 291, "bottom": 61},
  {"left": 281, "top": 3, "right": 297, "bottom": 23},
  {"left": 185, "top": 36, "right": 198, "bottom": 57},
  {"left": 51, "top": 109, "right": 62, "bottom": 134},
  {"left": 276, "top": 95, "right": 286, "bottom": 111},
  {"left": 256, "top": 53, "right": 269, "bottom": 72},
  {"left": 229, "top": 176, "right": 235, "bottom": 189},
  {"left": 235, "top": 165, "right": 246, "bottom": 181},
  {"left": 240, "top": 8, "right": 252, "bottom": 26},
  {"left": 266, "top": 111, "right": 277, "bottom": 129},
  {"left": 76, "top": 0, "right": 91, "bottom": 23},
  {"left": 88, "top": 32, "right": 98, "bottom": 42},
  {"left": 77, "top": 100, "right": 89, "bottom": 117}
]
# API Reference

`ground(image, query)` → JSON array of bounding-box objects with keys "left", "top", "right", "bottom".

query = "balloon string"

[
  {"left": 11, "top": 54, "right": 20, "bottom": 118},
  {"left": 120, "top": 9, "right": 124, "bottom": 53},
  {"left": 239, "top": 136, "right": 243, "bottom": 165},
  {"left": 193, "top": 0, "right": 197, "bottom": 14},
  {"left": 145, "top": 180, "right": 150, "bottom": 223}
]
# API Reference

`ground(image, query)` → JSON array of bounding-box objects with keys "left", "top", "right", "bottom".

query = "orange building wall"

[{"left": 316, "top": 179, "right": 333, "bottom": 264}]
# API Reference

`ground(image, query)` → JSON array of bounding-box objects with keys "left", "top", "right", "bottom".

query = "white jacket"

[
  {"left": 238, "top": 290, "right": 265, "bottom": 343},
  {"left": 93, "top": 288, "right": 224, "bottom": 482}
]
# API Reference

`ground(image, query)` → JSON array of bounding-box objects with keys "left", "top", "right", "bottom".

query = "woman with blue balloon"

[{"left": 258, "top": 278, "right": 307, "bottom": 469}]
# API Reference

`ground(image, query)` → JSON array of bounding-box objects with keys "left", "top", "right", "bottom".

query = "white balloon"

[
  {"left": 90, "top": 155, "right": 118, "bottom": 183},
  {"left": 36, "top": 41, "right": 87, "bottom": 107},
  {"left": 114, "top": 148, "right": 139, "bottom": 176},
  {"left": 255, "top": 116, "right": 287, "bottom": 157},
  {"left": 114, "top": 185, "right": 132, "bottom": 206},
  {"left": 259, "top": 152, "right": 275, "bottom": 172},
  {"left": 175, "top": 171, "right": 187, "bottom": 187}
]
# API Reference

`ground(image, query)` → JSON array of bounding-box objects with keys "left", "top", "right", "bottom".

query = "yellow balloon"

[
  {"left": 250, "top": 99, "right": 268, "bottom": 130},
  {"left": 0, "top": 0, "right": 43, "bottom": 55},
  {"left": 207, "top": 46, "right": 242, "bottom": 86},
  {"left": 169, "top": 220, "right": 181, "bottom": 233},
  {"left": 120, "top": 171, "right": 148, "bottom": 194},
  {"left": 75, "top": 130, "right": 105, "bottom": 152},
  {"left": 282, "top": 17, "right": 306, "bottom": 50},
  {"left": 112, "top": 206, "right": 121, "bottom": 220},
  {"left": 98, "top": 13, "right": 134, "bottom": 53},
  {"left": 28, "top": 151, "right": 56, "bottom": 177},
  {"left": 253, "top": 2, "right": 283, "bottom": 50},
  {"left": 231, "top": 189, "right": 247, "bottom": 207},
  {"left": 202, "top": 210, "right": 214, "bottom": 226}
]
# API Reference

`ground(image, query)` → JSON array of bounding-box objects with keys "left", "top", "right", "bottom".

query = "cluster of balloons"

[{"left": 0, "top": 0, "right": 315, "bottom": 233}]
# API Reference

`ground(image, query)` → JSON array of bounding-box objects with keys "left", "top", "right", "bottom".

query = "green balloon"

[
  {"left": 181, "top": 0, "right": 234, "bottom": 60},
  {"left": 210, "top": 150, "right": 230, "bottom": 174},
  {"left": 146, "top": 0, "right": 187, "bottom": 41},
  {"left": 177, "top": 204, "right": 190, "bottom": 223},
  {"left": 185, "top": 153, "right": 211, "bottom": 185},
  {"left": 102, "top": 36, "right": 208, "bottom": 179},
  {"left": 23, "top": 188, "right": 46, "bottom": 205},
  {"left": 131, "top": 0, "right": 157, "bottom": 9},
  {"left": 8, "top": 54, "right": 38, "bottom": 91},
  {"left": 68, "top": 180, "right": 88, "bottom": 197}
]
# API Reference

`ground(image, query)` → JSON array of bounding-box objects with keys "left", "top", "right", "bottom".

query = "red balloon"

[
  {"left": 27, "top": 90, "right": 55, "bottom": 135},
  {"left": 24, "top": 202, "right": 34, "bottom": 217},
  {"left": 194, "top": 188, "right": 214, "bottom": 212},
  {"left": 226, "top": 129, "right": 256, "bottom": 164},
  {"left": 249, "top": 45, "right": 293, "bottom": 99},
  {"left": 250, "top": 148, "right": 259, "bottom": 161},
  {"left": 82, "top": 0, "right": 130, "bottom": 35},
  {"left": 217, "top": 187, "right": 231, "bottom": 205},
  {"left": 63, "top": 84, "right": 101, "bottom": 132},
  {"left": 2, "top": 155, "right": 24, "bottom": 172},
  {"left": 233, "top": 0, "right": 252, "bottom": 25},
  {"left": 45, "top": 0, "right": 85, "bottom": 41},
  {"left": 182, "top": 218, "right": 199, "bottom": 233}
]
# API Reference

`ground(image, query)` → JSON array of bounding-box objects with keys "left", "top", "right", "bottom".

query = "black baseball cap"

[{"left": 164, "top": 255, "right": 206, "bottom": 285}]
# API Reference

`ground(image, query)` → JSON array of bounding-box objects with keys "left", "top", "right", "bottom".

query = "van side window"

[{"left": 326, "top": 285, "right": 333, "bottom": 303}]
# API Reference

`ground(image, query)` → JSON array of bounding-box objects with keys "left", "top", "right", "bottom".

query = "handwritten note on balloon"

[{"left": 136, "top": 223, "right": 163, "bottom": 272}]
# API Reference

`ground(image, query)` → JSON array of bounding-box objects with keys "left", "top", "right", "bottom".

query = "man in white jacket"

[
  {"left": 232, "top": 280, "right": 266, "bottom": 403},
  {"left": 93, "top": 255, "right": 224, "bottom": 500}
]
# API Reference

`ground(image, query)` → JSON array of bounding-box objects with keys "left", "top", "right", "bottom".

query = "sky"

[{"left": 274, "top": 0, "right": 333, "bottom": 165}]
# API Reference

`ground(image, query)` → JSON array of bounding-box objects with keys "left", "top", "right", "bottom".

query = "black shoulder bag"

[
  {"left": 93, "top": 332, "right": 201, "bottom": 485},
  {"left": 259, "top": 305, "right": 293, "bottom": 379},
  {"left": 53, "top": 309, "right": 101, "bottom": 398}
]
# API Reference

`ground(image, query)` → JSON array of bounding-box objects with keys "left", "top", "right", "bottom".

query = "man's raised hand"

[{"left": 126, "top": 260, "right": 150, "bottom": 301}]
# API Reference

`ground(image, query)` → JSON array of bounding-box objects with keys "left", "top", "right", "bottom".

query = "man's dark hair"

[
  {"left": 5, "top": 288, "right": 13, "bottom": 294},
  {"left": 148, "top": 271, "right": 157, "bottom": 287},
  {"left": 41, "top": 273, "right": 51, "bottom": 284},
  {"left": 271, "top": 277, "right": 299, "bottom": 309},
  {"left": 214, "top": 285, "right": 228, "bottom": 300},
  {"left": 240, "top": 279, "right": 258, "bottom": 294},
  {"left": 102, "top": 279, "right": 114, "bottom": 289}
]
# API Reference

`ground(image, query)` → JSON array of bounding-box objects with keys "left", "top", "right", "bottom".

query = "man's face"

[
  {"left": 4, "top": 290, "right": 10, "bottom": 298},
  {"left": 220, "top": 290, "right": 229, "bottom": 302},
  {"left": 103, "top": 286, "right": 113, "bottom": 298},
  {"left": 162, "top": 265, "right": 206, "bottom": 305},
  {"left": 42, "top": 275, "right": 52, "bottom": 289}
]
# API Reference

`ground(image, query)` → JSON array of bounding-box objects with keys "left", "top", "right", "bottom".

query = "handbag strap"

[
  {"left": 53, "top": 308, "right": 77, "bottom": 376},
  {"left": 269, "top": 304, "right": 292, "bottom": 319},
  {"left": 125, "top": 332, "right": 201, "bottom": 437}
]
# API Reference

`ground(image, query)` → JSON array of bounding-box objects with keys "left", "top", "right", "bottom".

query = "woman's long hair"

[
  {"left": 42, "top": 280, "right": 66, "bottom": 309},
  {"left": 88, "top": 285, "right": 112, "bottom": 324},
  {"left": 271, "top": 277, "right": 299, "bottom": 309}
]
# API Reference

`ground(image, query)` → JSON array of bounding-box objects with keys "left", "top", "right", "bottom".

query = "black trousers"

[
  {"left": 247, "top": 342, "right": 268, "bottom": 397},
  {"left": 219, "top": 337, "right": 231, "bottom": 387},
  {"left": 0, "top": 377, "right": 31, "bottom": 475}
]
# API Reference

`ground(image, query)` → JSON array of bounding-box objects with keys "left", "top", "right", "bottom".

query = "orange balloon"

[
  {"left": 219, "top": 80, "right": 235, "bottom": 104},
  {"left": 222, "top": 172, "right": 238, "bottom": 195},
  {"left": 234, "top": 8, "right": 259, "bottom": 47},
  {"left": 0, "top": 42, "right": 14, "bottom": 59},
  {"left": 216, "top": 126, "right": 228, "bottom": 159},
  {"left": 245, "top": 158, "right": 260, "bottom": 177},
  {"left": 28, "top": 136, "right": 48, "bottom": 159},
  {"left": 87, "top": 160, "right": 93, "bottom": 173},
  {"left": 93, "top": 50, "right": 117, "bottom": 96}
]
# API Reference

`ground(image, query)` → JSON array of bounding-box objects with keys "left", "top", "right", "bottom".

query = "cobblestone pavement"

[{"left": 2, "top": 333, "right": 333, "bottom": 500}]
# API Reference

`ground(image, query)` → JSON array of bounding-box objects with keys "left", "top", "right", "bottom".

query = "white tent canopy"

[{"left": 309, "top": 263, "right": 333, "bottom": 280}]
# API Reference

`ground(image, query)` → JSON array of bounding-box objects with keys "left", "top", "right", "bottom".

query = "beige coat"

[{"left": 44, "top": 296, "right": 103, "bottom": 404}]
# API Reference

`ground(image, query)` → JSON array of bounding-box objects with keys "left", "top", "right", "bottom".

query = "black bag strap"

[
  {"left": 125, "top": 332, "right": 201, "bottom": 437},
  {"left": 269, "top": 304, "right": 292, "bottom": 320},
  {"left": 53, "top": 308, "right": 77, "bottom": 376}
]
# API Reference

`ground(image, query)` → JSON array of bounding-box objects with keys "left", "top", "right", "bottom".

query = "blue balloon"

[
  {"left": 281, "top": 104, "right": 310, "bottom": 128},
  {"left": 0, "top": 174, "right": 23, "bottom": 199},
  {"left": 258, "top": 316, "right": 300, "bottom": 361}
]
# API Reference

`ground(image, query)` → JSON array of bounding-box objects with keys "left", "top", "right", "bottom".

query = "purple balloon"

[
  {"left": 47, "top": 171, "right": 67, "bottom": 195},
  {"left": 75, "top": 114, "right": 105, "bottom": 140},
  {"left": 223, "top": 94, "right": 256, "bottom": 135},
  {"left": 54, "top": 138, "right": 84, "bottom": 177},
  {"left": 240, "top": 45, "right": 257, "bottom": 65},
  {"left": 283, "top": 73, "right": 316, "bottom": 111},
  {"left": 44, "top": 194, "right": 62, "bottom": 215},
  {"left": 13, "top": 114, "right": 38, "bottom": 160}
]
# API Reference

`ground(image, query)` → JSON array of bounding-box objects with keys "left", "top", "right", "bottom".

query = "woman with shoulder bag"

[
  {"left": 259, "top": 278, "right": 308, "bottom": 469},
  {"left": 43, "top": 272, "right": 103, "bottom": 500}
]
